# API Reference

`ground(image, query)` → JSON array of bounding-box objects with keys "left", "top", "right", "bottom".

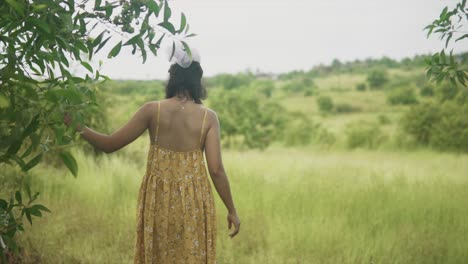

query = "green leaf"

[
  {"left": 169, "top": 41, "right": 176, "bottom": 61},
  {"left": 107, "top": 41, "right": 122, "bottom": 58},
  {"left": 155, "top": 33, "right": 165, "bottom": 48},
  {"left": 178, "top": 13, "right": 186, "bottom": 33},
  {"left": 92, "top": 30, "right": 106, "bottom": 48},
  {"left": 124, "top": 34, "right": 142, "bottom": 46},
  {"left": 23, "top": 153, "right": 43, "bottom": 172},
  {"left": 158, "top": 22, "right": 176, "bottom": 34},
  {"left": 23, "top": 114, "right": 40, "bottom": 139},
  {"left": 81, "top": 62, "right": 93, "bottom": 73},
  {"left": 95, "top": 36, "right": 111, "bottom": 54},
  {"left": 0, "top": 199, "right": 7, "bottom": 210},
  {"left": 94, "top": 0, "right": 102, "bottom": 9},
  {"left": 29, "top": 207, "right": 42, "bottom": 217},
  {"left": 31, "top": 204, "right": 51, "bottom": 213},
  {"left": 455, "top": 33, "right": 468, "bottom": 42},
  {"left": 6, "top": 0, "right": 25, "bottom": 16},
  {"left": 29, "top": 18, "right": 51, "bottom": 34},
  {"left": 445, "top": 33, "right": 452, "bottom": 48},
  {"left": 15, "top": 191, "right": 22, "bottom": 205},
  {"left": 181, "top": 41, "right": 192, "bottom": 60},
  {"left": 25, "top": 209, "right": 32, "bottom": 225},
  {"left": 75, "top": 41, "right": 89, "bottom": 53},
  {"left": 186, "top": 33, "right": 197, "bottom": 38},
  {"left": 164, "top": 0, "right": 171, "bottom": 22},
  {"left": 25, "top": 183, "right": 32, "bottom": 202},
  {"left": 148, "top": 0, "right": 160, "bottom": 16},
  {"left": 59, "top": 151, "right": 78, "bottom": 177}
]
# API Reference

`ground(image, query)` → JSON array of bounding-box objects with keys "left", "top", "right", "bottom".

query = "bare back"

[{"left": 149, "top": 98, "right": 208, "bottom": 152}]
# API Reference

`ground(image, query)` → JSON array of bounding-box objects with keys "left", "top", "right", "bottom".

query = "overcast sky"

[{"left": 90, "top": 0, "right": 467, "bottom": 80}]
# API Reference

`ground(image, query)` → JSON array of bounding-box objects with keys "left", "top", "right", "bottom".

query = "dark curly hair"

[{"left": 165, "top": 61, "right": 207, "bottom": 104}]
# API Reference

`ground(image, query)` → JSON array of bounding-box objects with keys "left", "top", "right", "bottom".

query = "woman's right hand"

[{"left": 227, "top": 211, "right": 240, "bottom": 238}]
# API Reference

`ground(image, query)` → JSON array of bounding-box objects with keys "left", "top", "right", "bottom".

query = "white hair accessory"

[{"left": 168, "top": 41, "right": 201, "bottom": 68}]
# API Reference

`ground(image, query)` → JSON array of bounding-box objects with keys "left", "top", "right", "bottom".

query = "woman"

[{"left": 63, "top": 45, "right": 240, "bottom": 263}]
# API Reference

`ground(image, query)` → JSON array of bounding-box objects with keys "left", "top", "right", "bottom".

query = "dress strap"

[
  {"left": 154, "top": 101, "right": 161, "bottom": 143},
  {"left": 199, "top": 108, "right": 208, "bottom": 146}
]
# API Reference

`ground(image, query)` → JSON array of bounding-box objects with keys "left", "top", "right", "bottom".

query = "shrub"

[
  {"left": 356, "top": 83, "right": 367, "bottom": 91},
  {"left": 419, "top": 84, "right": 434, "bottom": 97},
  {"left": 312, "top": 126, "right": 336, "bottom": 147},
  {"left": 386, "top": 86, "right": 418, "bottom": 105},
  {"left": 435, "top": 81, "right": 461, "bottom": 102},
  {"left": 401, "top": 102, "right": 442, "bottom": 145},
  {"left": 317, "top": 96, "right": 334, "bottom": 113},
  {"left": 430, "top": 101, "right": 468, "bottom": 152},
  {"left": 283, "top": 113, "right": 318, "bottom": 146},
  {"left": 281, "top": 77, "right": 316, "bottom": 96},
  {"left": 345, "top": 121, "right": 387, "bottom": 149},
  {"left": 377, "top": 114, "right": 391, "bottom": 125},
  {"left": 335, "top": 103, "right": 361, "bottom": 113},
  {"left": 401, "top": 90, "right": 468, "bottom": 152},
  {"left": 367, "top": 68, "right": 389, "bottom": 89}
]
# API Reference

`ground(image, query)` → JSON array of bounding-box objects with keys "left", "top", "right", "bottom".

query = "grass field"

[
  {"left": 9, "top": 136, "right": 468, "bottom": 263},
  {"left": 2, "top": 67, "right": 467, "bottom": 263}
]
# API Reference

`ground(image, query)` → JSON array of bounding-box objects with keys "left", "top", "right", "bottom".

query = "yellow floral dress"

[{"left": 134, "top": 102, "right": 217, "bottom": 264}]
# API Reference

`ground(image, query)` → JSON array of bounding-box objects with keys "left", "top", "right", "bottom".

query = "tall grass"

[{"left": 13, "top": 141, "right": 468, "bottom": 263}]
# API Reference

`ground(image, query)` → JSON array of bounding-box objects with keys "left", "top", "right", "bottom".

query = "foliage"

[
  {"left": 403, "top": 100, "right": 468, "bottom": 152},
  {"left": 377, "top": 114, "right": 391, "bottom": 125},
  {"left": 429, "top": 101, "right": 468, "bottom": 152},
  {"left": 345, "top": 121, "right": 386, "bottom": 149},
  {"left": 386, "top": 86, "right": 419, "bottom": 105},
  {"left": 316, "top": 95, "right": 334, "bottom": 113},
  {"left": 0, "top": 177, "right": 50, "bottom": 262},
  {"left": 366, "top": 68, "right": 389, "bottom": 89},
  {"left": 282, "top": 112, "right": 317, "bottom": 146},
  {"left": 208, "top": 73, "right": 255, "bottom": 90},
  {"left": 0, "top": 0, "right": 188, "bottom": 256},
  {"left": 424, "top": 0, "right": 467, "bottom": 86},
  {"left": 280, "top": 77, "right": 316, "bottom": 96},
  {"left": 208, "top": 88, "right": 288, "bottom": 150},
  {"left": 356, "top": 82, "right": 366, "bottom": 91},
  {"left": 435, "top": 81, "right": 462, "bottom": 102},
  {"left": 334, "top": 103, "right": 362, "bottom": 113},
  {"left": 419, "top": 84, "right": 435, "bottom": 97}
]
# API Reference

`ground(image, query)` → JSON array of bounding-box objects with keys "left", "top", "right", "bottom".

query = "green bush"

[
  {"left": 401, "top": 102, "right": 442, "bottom": 145},
  {"left": 311, "top": 126, "right": 336, "bottom": 147},
  {"left": 377, "top": 114, "right": 391, "bottom": 125},
  {"left": 345, "top": 121, "right": 387, "bottom": 149},
  {"left": 334, "top": 103, "right": 361, "bottom": 113},
  {"left": 401, "top": 101, "right": 468, "bottom": 152},
  {"left": 386, "top": 86, "right": 418, "bottom": 105},
  {"left": 367, "top": 68, "right": 389, "bottom": 89},
  {"left": 356, "top": 83, "right": 367, "bottom": 91},
  {"left": 435, "top": 81, "right": 461, "bottom": 102},
  {"left": 317, "top": 96, "right": 334, "bottom": 113},
  {"left": 430, "top": 101, "right": 468, "bottom": 152},
  {"left": 283, "top": 113, "right": 317, "bottom": 146},
  {"left": 281, "top": 77, "right": 316, "bottom": 96},
  {"left": 419, "top": 84, "right": 435, "bottom": 97}
]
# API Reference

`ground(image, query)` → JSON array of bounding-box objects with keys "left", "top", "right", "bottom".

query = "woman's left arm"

[{"left": 64, "top": 102, "right": 153, "bottom": 153}]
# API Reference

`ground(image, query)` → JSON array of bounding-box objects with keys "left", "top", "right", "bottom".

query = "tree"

[
  {"left": 0, "top": 0, "right": 190, "bottom": 257},
  {"left": 424, "top": 0, "right": 467, "bottom": 86},
  {"left": 367, "top": 68, "right": 389, "bottom": 89}
]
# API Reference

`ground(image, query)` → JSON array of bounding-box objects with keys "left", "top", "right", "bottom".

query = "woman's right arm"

[{"left": 204, "top": 110, "right": 240, "bottom": 238}]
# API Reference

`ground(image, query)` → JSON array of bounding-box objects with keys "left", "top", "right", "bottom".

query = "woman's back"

[{"left": 152, "top": 98, "right": 208, "bottom": 152}]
